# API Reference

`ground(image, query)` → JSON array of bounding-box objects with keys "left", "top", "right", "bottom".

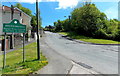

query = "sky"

[{"left": 1, "top": 0, "right": 119, "bottom": 27}]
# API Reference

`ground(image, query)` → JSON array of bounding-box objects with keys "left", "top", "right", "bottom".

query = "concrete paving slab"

[{"left": 69, "top": 61, "right": 99, "bottom": 74}]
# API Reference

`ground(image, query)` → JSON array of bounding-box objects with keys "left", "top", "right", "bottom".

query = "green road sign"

[{"left": 3, "top": 19, "right": 26, "bottom": 33}]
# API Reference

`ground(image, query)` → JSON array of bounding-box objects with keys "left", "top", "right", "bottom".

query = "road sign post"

[
  {"left": 2, "top": 19, "right": 26, "bottom": 68},
  {"left": 23, "top": 33, "right": 25, "bottom": 62},
  {"left": 3, "top": 33, "right": 6, "bottom": 69}
]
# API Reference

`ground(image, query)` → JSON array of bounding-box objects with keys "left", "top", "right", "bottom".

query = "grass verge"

[
  {"left": 59, "top": 32, "right": 120, "bottom": 44},
  {"left": 0, "top": 42, "right": 48, "bottom": 74}
]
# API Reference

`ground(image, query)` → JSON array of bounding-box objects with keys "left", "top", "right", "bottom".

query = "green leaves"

[
  {"left": 14, "top": 3, "right": 32, "bottom": 16},
  {"left": 71, "top": 4, "right": 105, "bottom": 36},
  {"left": 14, "top": 3, "right": 42, "bottom": 32},
  {"left": 2, "top": 42, "right": 48, "bottom": 74},
  {"left": 54, "top": 3, "right": 119, "bottom": 41}
]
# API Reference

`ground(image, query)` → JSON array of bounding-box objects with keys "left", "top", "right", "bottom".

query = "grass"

[
  {"left": 59, "top": 32, "right": 120, "bottom": 44},
  {"left": 0, "top": 42, "right": 48, "bottom": 74}
]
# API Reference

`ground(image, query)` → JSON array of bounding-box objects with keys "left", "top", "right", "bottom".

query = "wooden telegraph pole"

[
  {"left": 10, "top": 5, "right": 14, "bottom": 49},
  {"left": 36, "top": 0, "right": 40, "bottom": 60}
]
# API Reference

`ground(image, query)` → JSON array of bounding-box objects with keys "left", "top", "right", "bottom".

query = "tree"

[
  {"left": 14, "top": 3, "right": 42, "bottom": 32},
  {"left": 71, "top": 3, "right": 107, "bottom": 36},
  {"left": 44, "top": 25, "right": 55, "bottom": 31},
  {"left": 14, "top": 3, "right": 32, "bottom": 16},
  {"left": 14, "top": 3, "right": 22, "bottom": 9},
  {"left": 53, "top": 3, "right": 119, "bottom": 41},
  {"left": 31, "top": 15, "right": 37, "bottom": 32},
  {"left": 54, "top": 20, "right": 63, "bottom": 32},
  {"left": 61, "top": 19, "right": 69, "bottom": 32}
]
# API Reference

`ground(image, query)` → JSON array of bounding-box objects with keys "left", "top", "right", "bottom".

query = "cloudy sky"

[{"left": 1, "top": 0, "right": 119, "bottom": 27}]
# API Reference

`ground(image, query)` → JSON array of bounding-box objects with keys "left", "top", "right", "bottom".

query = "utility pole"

[
  {"left": 36, "top": 0, "right": 40, "bottom": 60},
  {"left": 10, "top": 5, "right": 14, "bottom": 49}
]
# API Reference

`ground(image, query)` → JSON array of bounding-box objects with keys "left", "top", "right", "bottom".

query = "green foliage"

[
  {"left": 59, "top": 32, "right": 120, "bottom": 44},
  {"left": 1, "top": 42, "right": 48, "bottom": 74},
  {"left": 31, "top": 15, "right": 37, "bottom": 32},
  {"left": 71, "top": 4, "right": 107, "bottom": 36},
  {"left": 14, "top": 3, "right": 32, "bottom": 16},
  {"left": 14, "top": 3, "right": 42, "bottom": 32},
  {"left": 44, "top": 25, "right": 55, "bottom": 32},
  {"left": 54, "top": 20, "right": 63, "bottom": 32},
  {"left": 54, "top": 3, "right": 120, "bottom": 41}
]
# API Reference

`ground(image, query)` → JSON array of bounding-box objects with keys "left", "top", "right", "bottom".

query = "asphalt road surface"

[{"left": 41, "top": 31, "right": 118, "bottom": 74}]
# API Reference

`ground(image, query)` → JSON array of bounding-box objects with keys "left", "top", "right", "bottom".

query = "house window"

[
  {"left": 20, "top": 18, "right": 23, "bottom": 23},
  {"left": 2, "top": 6, "right": 5, "bottom": 14},
  {"left": 20, "top": 12, "right": 22, "bottom": 16},
  {"left": 22, "top": 19, "right": 24, "bottom": 23}
]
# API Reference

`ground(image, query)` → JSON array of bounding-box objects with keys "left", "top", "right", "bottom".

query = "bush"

[
  {"left": 94, "top": 29, "right": 107, "bottom": 39},
  {"left": 53, "top": 3, "right": 119, "bottom": 42},
  {"left": 114, "top": 30, "right": 120, "bottom": 41}
]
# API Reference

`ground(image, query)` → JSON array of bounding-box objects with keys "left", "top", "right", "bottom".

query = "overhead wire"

[{"left": 3, "top": 0, "right": 13, "bottom": 6}]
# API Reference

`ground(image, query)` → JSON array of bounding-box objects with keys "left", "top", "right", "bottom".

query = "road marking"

[{"left": 69, "top": 61, "right": 100, "bottom": 74}]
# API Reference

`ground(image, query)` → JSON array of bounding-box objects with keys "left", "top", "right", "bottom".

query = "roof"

[
  {"left": 1, "top": 6, "right": 20, "bottom": 13},
  {"left": 14, "top": 7, "right": 31, "bottom": 19},
  {"left": 1, "top": 5, "right": 31, "bottom": 19}
]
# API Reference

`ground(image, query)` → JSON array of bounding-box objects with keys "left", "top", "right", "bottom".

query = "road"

[{"left": 39, "top": 31, "right": 118, "bottom": 74}]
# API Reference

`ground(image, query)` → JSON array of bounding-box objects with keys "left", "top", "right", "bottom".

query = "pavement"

[
  {"left": 0, "top": 38, "right": 36, "bottom": 55},
  {"left": 35, "top": 31, "right": 118, "bottom": 75},
  {"left": 35, "top": 33, "right": 101, "bottom": 75},
  {"left": 35, "top": 34, "right": 72, "bottom": 74},
  {"left": 69, "top": 61, "right": 98, "bottom": 74}
]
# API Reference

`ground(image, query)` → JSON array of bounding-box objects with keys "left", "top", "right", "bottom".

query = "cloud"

[
  {"left": 92, "top": 0, "right": 119, "bottom": 2},
  {"left": 55, "top": 0, "right": 119, "bottom": 9},
  {"left": 1, "top": 0, "right": 119, "bottom": 9},
  {"left": 55, "top": 0, "right": 79, "bottom": 9},
  {"left": 104, "top": 4, "right": 118, "bottom": 19}
]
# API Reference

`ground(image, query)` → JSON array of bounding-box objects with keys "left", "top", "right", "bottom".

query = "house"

[
  {"left": 0, "top": 5, "right": 32, "bottom": 51},
  {"left": 0, "top": 5, "right": 2, "bottom": 35},
  {"left": 0, "top": 5, "right": 31, "bottom": 36}
]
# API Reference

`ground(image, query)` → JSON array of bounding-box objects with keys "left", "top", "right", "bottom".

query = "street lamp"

[{"left": 64, "top": 15, "right": 71, "bottom": 20}]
